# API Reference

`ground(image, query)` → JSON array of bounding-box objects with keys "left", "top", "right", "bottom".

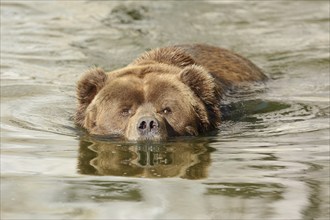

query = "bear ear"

[
  {"left": 75, "top": 68, "right": 107, "bottom": 126},
  {"left": 179, "top": 65, "right": 221, "bottom": 129},
  {"left": 179, "top": 65, "right": 217, "bottom": 105}
]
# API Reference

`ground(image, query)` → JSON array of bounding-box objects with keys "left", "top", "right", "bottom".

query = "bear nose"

[{"left": 137, "top": 116, "right": 159, "bottom": 135}]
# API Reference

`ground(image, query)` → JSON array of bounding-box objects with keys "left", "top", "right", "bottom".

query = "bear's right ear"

[{"left": 75, "top": 68, "right": 107, "bottom": 126}]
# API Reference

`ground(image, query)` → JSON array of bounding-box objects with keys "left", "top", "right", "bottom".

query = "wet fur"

[{"left": 75, "top": 44, "right": 266, "bottom": 140}]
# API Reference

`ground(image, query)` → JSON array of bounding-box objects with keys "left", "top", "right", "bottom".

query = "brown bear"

[{"left": 75, "top": 44, "right": 266, "bottom": 141}]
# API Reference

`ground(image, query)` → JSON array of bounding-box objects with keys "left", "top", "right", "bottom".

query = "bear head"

[{"left": 75, "top": 48, "right": 221, "bottom": 141}]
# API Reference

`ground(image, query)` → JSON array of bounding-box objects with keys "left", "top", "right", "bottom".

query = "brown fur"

[{"left": 75, "top": 44, "right": 266, "bottom": 141}]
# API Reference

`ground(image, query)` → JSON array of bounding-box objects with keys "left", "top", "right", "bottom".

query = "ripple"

[
  {"left": 220, "top": 99, "right": 329, "bottom": 139},
  {"left": 1, "top": 83, "right": 78, "bottom": 141}
]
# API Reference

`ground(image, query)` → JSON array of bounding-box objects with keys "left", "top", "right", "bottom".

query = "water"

[{"left": 1, "top": 1, "right": 329, "bottom": 219}]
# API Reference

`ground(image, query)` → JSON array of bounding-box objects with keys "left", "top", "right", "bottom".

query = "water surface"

[{"left": 1, "top": 1, "right": 329, "bottom": 219}]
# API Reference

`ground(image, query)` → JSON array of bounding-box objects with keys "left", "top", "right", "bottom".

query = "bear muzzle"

[
  {"left": 137, "top": 116, "right": 159, "bottom": 136},
  {"left": 125, "top": 108, "right": 168, "bottom": 141},
  {"left": 128, "top": 115, "right": 165, "bottom": 141}
]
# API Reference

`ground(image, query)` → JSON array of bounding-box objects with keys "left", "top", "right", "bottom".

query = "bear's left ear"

[
  {"left": 75, "top": 68, "right": 107, "bottom": 126},
  {"left": 179, "top": 65, "right": 217, "bottom": 105},
  {"left": 179, "top": 65, "right": 221, "bottom": 129}
]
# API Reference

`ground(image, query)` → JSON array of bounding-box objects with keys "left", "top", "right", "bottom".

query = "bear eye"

[
  {"left": 162, "top": 107, "right": 172, "bottom": 114},
  {"left": 121, "top": 108, "right": 132, "bottom": 116}
]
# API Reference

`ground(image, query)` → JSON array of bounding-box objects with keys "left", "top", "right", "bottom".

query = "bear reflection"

[{"left": 78, "top": 140, "right": 214, "bottom": 179}]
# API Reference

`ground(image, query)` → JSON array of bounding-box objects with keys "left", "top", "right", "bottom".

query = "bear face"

[{"left": 76, "top": 64, "right": 220, "bottom": 141}]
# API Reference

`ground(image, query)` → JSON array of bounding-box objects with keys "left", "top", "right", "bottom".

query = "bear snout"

[{"left": 137, "top": 116, "right": 159, "bottom": 137}]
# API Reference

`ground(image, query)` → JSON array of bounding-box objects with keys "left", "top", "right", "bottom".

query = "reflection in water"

[{"left": 78, "top": 139, "right": 214, "bottom": 179}]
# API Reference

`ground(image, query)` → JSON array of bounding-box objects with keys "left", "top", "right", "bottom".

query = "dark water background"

[{"left": 1, "top": 1, "right": 329, "bottom": 219}]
